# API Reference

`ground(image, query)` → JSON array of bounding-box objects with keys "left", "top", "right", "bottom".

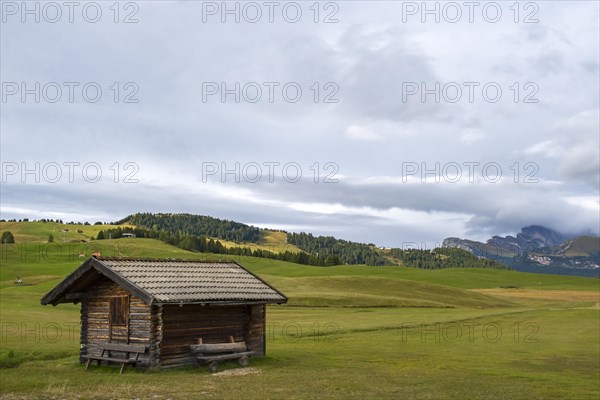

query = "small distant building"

[
  {"left": 40, "top": 257, "right": 287, "bottom": 368},
  {"left": 121, "top": 233, "right": 135, "bottom": 238}
]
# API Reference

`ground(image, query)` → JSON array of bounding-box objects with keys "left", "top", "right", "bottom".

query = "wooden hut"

[{"left": 41, "top": 257, "right": 287, "bottom": 369}]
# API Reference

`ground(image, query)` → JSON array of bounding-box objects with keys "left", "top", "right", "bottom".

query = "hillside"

[
  {"left": 111, "top": 213, "right": 507, "bottom": 268},
  {"left": 0, "top": 236, "right": 514, "bottom": 308},
  {"left": 551, "top": 236, "right": 600, "bottom": 257},
  {"left": 0, "top": 220, "right": 132, "bottom": 243},
  {"left": 116, "top": 212, "right": 261, "bottom": 243},
  {"left": 2, "top": 217, "right": 596, "bottom": 276},
  {"left": 1, "top": 217, "right": 506, "bottom": 270},
  {"left": 2, "top": 230, "right": 597, "bottom": 303},
  {"left": 220, "top": 230, "right": 303, "bottom": 254},
  {"left": 386, "top": 247, "right": 507, "bottom": 270}
]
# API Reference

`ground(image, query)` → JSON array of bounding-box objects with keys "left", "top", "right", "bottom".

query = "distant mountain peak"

[
  {"left": 442, "top": 226, "right": 599, "bottom": 277},
  {"left": 445, "top": 225, "right": 575, "bottom": 255},
  {"left": 515, "top": 225, "right": 573, "bottom": 250}
]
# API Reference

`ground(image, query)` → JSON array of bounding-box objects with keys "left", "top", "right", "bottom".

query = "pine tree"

[
  {"left": 0, "top": 231, "right": 15, "bottom": 244},
  {"left": 1, "top": 231, "right": 15, "bottom": 244}
]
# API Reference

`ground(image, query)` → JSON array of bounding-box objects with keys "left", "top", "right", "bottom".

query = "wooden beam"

[{"left": 65, "top": 293, "right": 88, "bottom": 300}]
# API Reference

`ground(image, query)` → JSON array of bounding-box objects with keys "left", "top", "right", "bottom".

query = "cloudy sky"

[{"left": 1, "top": 1, "right": 599, "bottom": 247}]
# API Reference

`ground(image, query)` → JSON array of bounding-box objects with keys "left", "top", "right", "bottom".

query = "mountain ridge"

[{"left": 442, "top": 226, "right": 599, "bottom": 277}]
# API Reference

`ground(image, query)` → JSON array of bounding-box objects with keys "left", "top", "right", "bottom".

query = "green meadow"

[{"left": 0, "top": 222, "right": 598, "bottom": 399}]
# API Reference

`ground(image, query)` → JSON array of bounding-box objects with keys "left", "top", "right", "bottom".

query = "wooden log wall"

[
  {"left": 249, "top": 304, "right": 265, "bottom": 356},
  {"left": 79, "top": 276, "right": 153, "bottom": 366},
  {"left": 158, "top": 304, "right": 265, "bottom": 367},
  {"left": 149, "top": 304, "right": 162, "bottom": 367},
  {"left": 79, "top": 298, "right": 88, "bottom": 364}
]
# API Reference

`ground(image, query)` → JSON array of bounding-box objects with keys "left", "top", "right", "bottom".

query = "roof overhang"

[
  {"left": 40, "top": 258, "right": 153, "bottom": 306},
  {"left": 155, "top": 300, "right": 286, "bottom": 306}
]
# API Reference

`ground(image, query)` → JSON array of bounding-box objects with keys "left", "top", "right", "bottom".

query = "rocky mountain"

[
  {"left": 443, "top": 226, "right": 575, "bottom": 257},
  {"left": 490, "top": 225, "right": 573, "bottom": 253},
  {"left": 443, "top": 227, "right": 599, "bottom": 277}
]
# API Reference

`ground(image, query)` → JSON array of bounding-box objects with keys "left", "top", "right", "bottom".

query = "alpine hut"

[{"left": 40, "top": 257, "right": 287, "bottom": 370}]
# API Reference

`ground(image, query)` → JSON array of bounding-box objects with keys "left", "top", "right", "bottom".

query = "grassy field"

[
  {"left": 218, "top": 230, "right": 303, "bottom": 254},
  {"left": 0, "top": 221, "right": 133, "bottom": 243},
  {"left": 560, "top": 236, "right": 600, "bottom": 257},
  {"left": 0, "top": 224, "right": 598, "bottom": 399},
  {"left": 1, "top": 220, "right": 302, "bottom": 257}
]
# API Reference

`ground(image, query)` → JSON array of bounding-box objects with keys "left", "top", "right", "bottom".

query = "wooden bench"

[
  {"left": 190, "top": 337, "right": 254, "bottom": 373},
  {"left": 82, "top": 343, "right": 148, "bottom": 374}
]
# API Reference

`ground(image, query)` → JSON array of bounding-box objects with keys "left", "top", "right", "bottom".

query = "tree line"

[
  {"left": 114, "top": 213, "right": 260, "bottom": 243},
  {"left": 387, "top": 247, "right": 508, "bottom": 269},
  {"left": 95, "top": 226, "right": 341, "bottom": 266},
  {"left": 286, "top": 232, "right": 388, "bottom": 265}
]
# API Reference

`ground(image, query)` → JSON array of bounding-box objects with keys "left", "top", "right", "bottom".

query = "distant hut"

[{"left": 41, "top": 257, "right": 287, "bottom": 369}]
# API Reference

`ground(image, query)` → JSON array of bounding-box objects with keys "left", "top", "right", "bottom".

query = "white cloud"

[
  {"left": 523, "top": 140, "right": 561, "bottom": 157},
  {"left": 460, "top": 128, "right": 484, "bottom": 145},
  {"left": 524, "top": 110, "right": 600, "bottom": 187},
  {"left": 344, "top": 125, "right": 384, "bottom": 141},
  {"left": 1, "top": 1, "right": 599, "bottom": 245}
]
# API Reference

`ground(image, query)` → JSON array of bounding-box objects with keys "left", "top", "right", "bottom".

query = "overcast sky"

[{"left": 1, "top": 1, "right": 599, "bottom": 247}]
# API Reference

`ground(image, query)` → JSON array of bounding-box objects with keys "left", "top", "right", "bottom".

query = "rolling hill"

[{"left": 2, "top": 216, "right": 598, "bottom": 276}]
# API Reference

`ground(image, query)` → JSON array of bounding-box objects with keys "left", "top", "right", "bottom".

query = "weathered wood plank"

[
  {"left": 196, "top": 351, "right": 255, "bottom": 364},
  {"left": 80, "top": 276, "right": 152, "bottom": 366},
  {"left": 190, "top": 342, "right": 247, "bottom": 353}
]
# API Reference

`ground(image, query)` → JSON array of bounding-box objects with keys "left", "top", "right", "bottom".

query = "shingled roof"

[{"left": 41, "top": 257, "right": 287, "bottom": 306}]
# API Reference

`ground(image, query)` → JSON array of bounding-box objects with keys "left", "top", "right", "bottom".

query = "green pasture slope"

[{"left": 0, "top": 223, "right": 598, "bottom": 399}]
